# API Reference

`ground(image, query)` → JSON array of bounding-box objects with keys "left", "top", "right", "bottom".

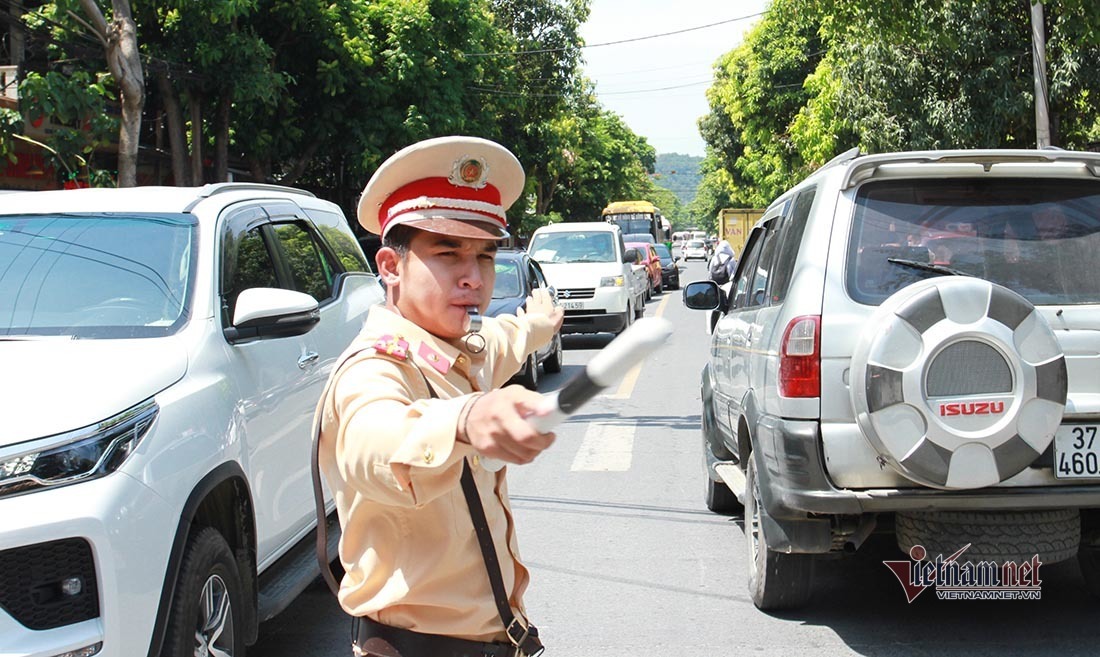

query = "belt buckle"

[{"left": 505, "top": 619, "right": 543, "bottom": 657}]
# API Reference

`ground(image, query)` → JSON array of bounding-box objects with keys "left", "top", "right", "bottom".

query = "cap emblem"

[{"left": 451, "top": 156, "right": 489, "bottom": 189}]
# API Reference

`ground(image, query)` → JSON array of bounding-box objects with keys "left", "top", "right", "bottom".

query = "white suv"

[
  {"left": 684, "top": 149, "right": 1100, "bottom": 609},
  {"left": 0, "top": 184, "right": 383, "bottom": 656}
]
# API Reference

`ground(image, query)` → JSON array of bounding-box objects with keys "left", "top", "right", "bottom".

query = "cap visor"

[{"left": 400, "top": 217, "right": 509, "bottom": 240}]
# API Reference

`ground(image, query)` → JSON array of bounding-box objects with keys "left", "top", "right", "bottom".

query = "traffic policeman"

[{"left": 316, "top": 136, "right": 563, "bottom": 657}]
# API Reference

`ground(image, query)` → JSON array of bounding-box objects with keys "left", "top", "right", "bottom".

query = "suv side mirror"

[
  {"left": 623, "top": 247, "right": 639, "bottom": 263},
  {"left": 682, "top": 280, "right": 723, "bottom": 310},
  {"left": 225, "top": 287, "right": 320, "bottom": 343}
]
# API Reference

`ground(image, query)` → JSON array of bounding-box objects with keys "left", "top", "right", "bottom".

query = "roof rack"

[
  {"left": 815, "top": 146, "right": 861, "bottom": 175},
  {"left": 840, "top": 148, "right": 1100, "bottom": 189},
  {"left": 198, "top": 182, "right": 316, "bottom": 199}
]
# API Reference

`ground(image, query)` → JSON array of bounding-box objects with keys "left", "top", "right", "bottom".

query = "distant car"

[
  {"left": 626, "top": 241, "right": 662, "bottom": 297},
  {"left": 653, "top": 242, "right": 681, "bottom": 290},
  {"left": 488, "top": 249, "right": 564, "bottom": 390},
  {"left": 528, "top": 222, "right": 645, "bottom": 334},
  {"left": 0, "top": 183, "right": 384, "bottom": 657},
  {"left": 682, "top": 239, "right": 708, "bottom": 260}
]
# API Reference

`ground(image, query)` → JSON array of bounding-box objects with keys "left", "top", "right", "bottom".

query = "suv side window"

[
  {"left": 305, "top": 208, "right": 372, "bottom": 273},
  {"left": 745, "top": 222, "right": 780, "bottom": 308},
  {"left": 529, "top": 259, "right": 548, "bottom": 291},
  {"left": 731, "top": 228, "right": 765, "bottom": 309},
  {"left": 222, "top": 225, "right": 279, "bottom": 322},
  {"left": 769, "top": 187, "right": 816, "bottom": 304},
  {"left": 270, "top": 221, "right": 336, "bottom": 303}
]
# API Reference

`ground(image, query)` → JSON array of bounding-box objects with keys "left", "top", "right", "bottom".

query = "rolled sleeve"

[{"left": 486, "top": 313, "right": 558, "bottom": 388}]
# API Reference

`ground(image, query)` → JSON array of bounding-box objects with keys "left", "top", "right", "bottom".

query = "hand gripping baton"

[{"left": 480, "top": 317, "right": 674, "bottom": 471}]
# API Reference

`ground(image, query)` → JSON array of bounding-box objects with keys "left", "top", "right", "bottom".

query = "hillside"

[{"left": 653, "top": 153, "right": 702, "bottom": 206}]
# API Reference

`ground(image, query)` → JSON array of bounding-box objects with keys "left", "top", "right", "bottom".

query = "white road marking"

[
  {"left": 607, "top": 292, "right": 670, "bottom": 400},
  {"left": 570, "top": 420, "right": 636, "bottom": 471}
]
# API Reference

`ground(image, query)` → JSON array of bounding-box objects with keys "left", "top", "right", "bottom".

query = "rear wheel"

[
  {"left": 161, "top": 527, "right": 245, "bottom": 657},
  {"left": 745, "top": 457, "right": 814, "bottom": 610},
  {"left": 517, "top": 352, "right": 539, "bottom": 390},
  {"left": 543, "top": 335, "right": 563, "bottom": 374}
]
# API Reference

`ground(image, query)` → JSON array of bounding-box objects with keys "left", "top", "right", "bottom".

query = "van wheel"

[
  {"left": 161, "top": 527, "right": 245, "bottom": 657},
  {"left": 745, "top": 457, "right": 814, "bottom": 610},
  {"left": 617, "top": 304, "right": 633, "bottom": 335}
]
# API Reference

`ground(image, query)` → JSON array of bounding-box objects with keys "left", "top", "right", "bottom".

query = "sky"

[{"left": 578, "top": 0, "right": 770, "bottom": 157}]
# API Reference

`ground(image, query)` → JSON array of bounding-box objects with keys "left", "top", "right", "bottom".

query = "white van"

[{"left": 528, "top": 222, "right": 644, "bottom": 334}]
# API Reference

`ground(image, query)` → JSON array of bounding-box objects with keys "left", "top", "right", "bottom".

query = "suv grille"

[{"left": 0, "top": 538, "right": 100, "bottom": 630}]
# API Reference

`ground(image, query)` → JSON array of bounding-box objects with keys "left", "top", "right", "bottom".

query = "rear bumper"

[{"left": 755, "top": 414, "right": 1100, "bottom": 519}]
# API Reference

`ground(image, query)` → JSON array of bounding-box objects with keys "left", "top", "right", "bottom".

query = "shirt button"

[
  {"left": 423, "top": 447, "right": 434, "bottom": 464},
  {"left": 457, "top": 355, "right": 466, "bottom": 364},
  {"left": 472, "top": 454, "right": 480, "bottom": 467}
]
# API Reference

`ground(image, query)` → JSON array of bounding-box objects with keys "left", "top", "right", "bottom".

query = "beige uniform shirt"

[{"left": 317, "top": 305, "right": 556, "bottom": 642}]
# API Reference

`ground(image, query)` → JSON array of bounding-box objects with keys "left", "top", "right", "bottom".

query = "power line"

[
  {"left": 463, "top": 11, "right": 766, "bottom": 58},
  {"left": 598, "top": 79, "right": 713, "bottom": 95}
]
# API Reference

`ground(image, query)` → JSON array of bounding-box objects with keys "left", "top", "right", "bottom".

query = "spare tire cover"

[{"left": 850, "top": 277, "right": 1067, "bottom": 490}]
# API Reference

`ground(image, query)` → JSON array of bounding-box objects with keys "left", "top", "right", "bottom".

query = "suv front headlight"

[
  {"left": 600, "top": 275, "right": 624, "bottom": 287},
  {"left": 0, "top": 399, "right": 157, "bottom": 499}
]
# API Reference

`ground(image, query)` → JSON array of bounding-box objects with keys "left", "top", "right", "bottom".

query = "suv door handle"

[{"left": 298, "top": 352, "right": 320, "bottom": 369}]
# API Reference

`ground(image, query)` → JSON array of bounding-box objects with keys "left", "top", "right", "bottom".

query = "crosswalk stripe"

[{"left": 570, "top": 421, "right": 636, "bottom": 471}]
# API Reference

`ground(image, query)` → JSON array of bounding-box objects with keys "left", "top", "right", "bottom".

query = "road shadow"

[{"left": 731, "top": 529, "right": 1100, "bottom": 656}]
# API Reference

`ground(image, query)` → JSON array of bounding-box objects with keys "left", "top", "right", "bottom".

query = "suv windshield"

[
  {"left": 529, "top": 231, "right": 616, "bottom": 263},
  {"left": 0, "top": 214, "right": 196, "bottom": 338},
  {"left": 847, "top": 179, "right": 1100, "bottom": 305}
]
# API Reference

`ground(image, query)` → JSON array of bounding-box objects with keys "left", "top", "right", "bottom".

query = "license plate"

[
  {"left": 561, "top": 301, "right": 585, "bottom": 310},
  {"left": 1054, "top": 424, "right": 1100, "bottom": 479}
]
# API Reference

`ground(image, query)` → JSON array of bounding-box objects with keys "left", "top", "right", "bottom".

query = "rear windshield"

[
  {"left": 847, "top": 179, "right": 1100, "bottom": 305},
  {"left": 0, "top": 214, "right": 196, "bottom": 338},
  {"left": 492, "top": 259, "right": 522, "bottom": 299},
  {"left": 529, "top": 231, "right": 616, "bottom": 264}
]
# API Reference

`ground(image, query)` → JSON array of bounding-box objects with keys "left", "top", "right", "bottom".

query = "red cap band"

[{"left": 379, "top": 177, "right": 507, "bottom": 236}]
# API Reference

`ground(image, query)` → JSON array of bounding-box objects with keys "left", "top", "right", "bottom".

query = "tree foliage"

[
  {"left": 697, "top": 0, "right": 1100, "bottom": 217},
  {"left": 12, "top": 0, "right": 658, "bottom": 227}
]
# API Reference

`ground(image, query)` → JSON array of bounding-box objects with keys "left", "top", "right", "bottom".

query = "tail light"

[{"left": 779, "top": 315, "right": 820, "bottom": 398}]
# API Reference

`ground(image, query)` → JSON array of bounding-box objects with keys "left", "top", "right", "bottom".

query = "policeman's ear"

[{"left": 375, "top": 247, "right": 402, "bottom": 287}]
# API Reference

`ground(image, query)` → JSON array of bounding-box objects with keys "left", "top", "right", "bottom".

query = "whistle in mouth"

[{"left": 465, "top": 306, "right": 483, "bottom": 333}]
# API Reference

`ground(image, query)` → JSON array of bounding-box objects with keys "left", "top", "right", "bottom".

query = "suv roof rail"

[
  {"left": 198, "top": 182, "right": 316, "bottom": 199},
  {"left": 815, "top": 146, "right": 861, "bottom": 175},
  {"left": 840, "top": 148, "right": 1100, "bottom": 189}
]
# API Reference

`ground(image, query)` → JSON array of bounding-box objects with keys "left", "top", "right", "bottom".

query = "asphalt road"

[{"left": 252, "top": 257, "right": 1100, "bottom": 657}]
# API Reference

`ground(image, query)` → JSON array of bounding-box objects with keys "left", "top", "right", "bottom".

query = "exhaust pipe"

[{"left": 843, "top": 515, "right": 877, "bottom": 554}]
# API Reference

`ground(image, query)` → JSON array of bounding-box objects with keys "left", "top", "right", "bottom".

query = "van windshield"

[
  {"left": 529, "top": 231, "right": 617, "bottom": 264},
  {"left": 848, "top": 178, "right": 1100, "bottom": 306}
]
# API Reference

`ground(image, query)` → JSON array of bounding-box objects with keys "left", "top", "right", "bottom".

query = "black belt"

[{"left": 352, "top": 615, "right": 536, "bottom": 657}]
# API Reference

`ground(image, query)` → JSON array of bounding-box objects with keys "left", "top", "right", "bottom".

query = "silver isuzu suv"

[{"left": 684, "top": 148, "right": 1100, "bottom": 609}]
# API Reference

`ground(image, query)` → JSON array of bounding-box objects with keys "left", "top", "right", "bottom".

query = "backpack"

[{"left": 709, "top": 254, "right": 732, "bottom": 285}]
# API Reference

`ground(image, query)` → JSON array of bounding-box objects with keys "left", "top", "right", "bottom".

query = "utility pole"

[{"left": 1030, "top": 0, "right": 1051, "bottom": 147}]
